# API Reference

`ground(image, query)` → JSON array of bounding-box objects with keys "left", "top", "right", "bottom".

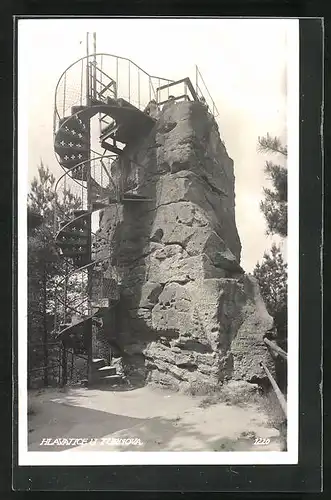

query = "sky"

[{"left": 18, "top": 18, "right": 296, "bottom": 272}]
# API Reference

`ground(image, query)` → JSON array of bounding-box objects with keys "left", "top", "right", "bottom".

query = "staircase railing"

[
  {"left": 53, "top": 152, "right": 121, "bottom": 336},
  {"left": 53, "top": 53, "right": 174, "bottom": 137}
]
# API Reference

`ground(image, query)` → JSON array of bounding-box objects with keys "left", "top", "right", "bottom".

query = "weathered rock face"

[{"left": 94, "top": 100, "right": 274, "bottom": 391}]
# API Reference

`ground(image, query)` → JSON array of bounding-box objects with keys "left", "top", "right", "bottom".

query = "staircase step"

[
  {"left": 92, "top": 201, "right": 109, "bottom": 211},
  {"left": 57, "top": 238, "right": 89, "bottom": 247},
  {"left": 95, "top": 366, "right": 117, "bottom": 377},
  {"left": 122, "top": 191, "right": 153, "bottom": 202},
  {"left": 56, "top": 127, "right": 89, "bottom": 142},
  {"left": 58, "top": 229, "right": 89, "bottom": 238},
  {"left": 57, "top": 315, "right": 93, "bottom": 337},
  {"left": 92, "top": 358, "right": 106, "bottom": 369},
  {"left": 88, "top": 373, "right": 124, "bottom": 388},
  {"left": 100, "top": 140, "right": 124, "bottom": 155},
  {"left": 55, "top": 143, "right": 88, "bottom": 152},
  {"left": 60, "top": 248, "right": 89, "bottom": 257},
  {"left": 92, "top": 306, "right": 110, "bottom": 317},
  {"left": 73, "top": 209, "right": 90, "bottom": 217},
  {"left": 98, "top": 374, "right": 123, "bottom": 384}
]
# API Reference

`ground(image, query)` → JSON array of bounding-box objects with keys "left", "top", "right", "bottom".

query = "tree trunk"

[
  {"left": 61, "top": 341, "right": 67, "bottom": 387},
  {"left": 42, "top": 262, "right": 49, "bottom": 387}
]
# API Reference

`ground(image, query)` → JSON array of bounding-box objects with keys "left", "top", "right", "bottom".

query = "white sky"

[{"left": 19, "top": 18, "right": 295, "bottom": 272}]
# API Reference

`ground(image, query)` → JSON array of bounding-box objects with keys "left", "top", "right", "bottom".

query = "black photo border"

[{"left": 7, "top": 13, "right": 324, "bottom": 493}]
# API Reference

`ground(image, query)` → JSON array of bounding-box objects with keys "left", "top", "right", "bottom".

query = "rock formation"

[{"left": 94, "top": 100, "right": 274, "bottom": 392}]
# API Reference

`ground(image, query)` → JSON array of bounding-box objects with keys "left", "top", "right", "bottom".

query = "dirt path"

[{"left": 28, "top": 385, "right": 282, "bottom": 452}]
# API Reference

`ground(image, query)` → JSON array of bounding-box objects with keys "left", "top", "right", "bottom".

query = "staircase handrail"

[{"left": 54, "top": 52, "right": 174, "bottom": 130}]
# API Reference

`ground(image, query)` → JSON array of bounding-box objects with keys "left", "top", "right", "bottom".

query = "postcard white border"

[{"left": 17, "top": 18, "right": 299, "bottom": 466}]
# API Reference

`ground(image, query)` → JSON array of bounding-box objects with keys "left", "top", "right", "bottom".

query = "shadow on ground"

[
  {"left": 88, "top": 414, "right": 281, "bottom": 452},
  {"left": 28, "top": 401, "right": 147, "bottom": 451}
]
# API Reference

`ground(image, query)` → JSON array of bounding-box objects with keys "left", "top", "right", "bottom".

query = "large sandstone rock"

[{"left": 94, "top": 100, "right": 274, "bottom": 392}]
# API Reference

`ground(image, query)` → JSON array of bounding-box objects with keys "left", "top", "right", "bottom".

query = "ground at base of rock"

[{"left": 28, "top": 385, "right": 284, "bottom": 453}]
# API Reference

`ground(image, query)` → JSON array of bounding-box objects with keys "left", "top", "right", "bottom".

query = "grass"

[
  {"left": 184, "top": 380, "right": 221, "bottom": 397},
  {"left": 258, "top": 390, "right": 286, "bottom": 428},
  {"left": 198, "top": 380, "right": 262, "bottom": 408}
]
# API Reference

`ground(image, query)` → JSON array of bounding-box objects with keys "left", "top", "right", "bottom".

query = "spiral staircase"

[{"left": 53, "top": 53, "right": 165, "bottom": 386}]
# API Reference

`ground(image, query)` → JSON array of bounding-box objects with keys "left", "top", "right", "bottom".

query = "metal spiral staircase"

[
  {"left": 53, "top": 46, "right": 220, "bottom": 387},
  {"left": 53, "top": 52, "right": 168, "bottom": 386}
]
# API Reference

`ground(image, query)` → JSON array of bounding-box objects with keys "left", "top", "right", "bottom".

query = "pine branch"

[{"left": 258, "top": 133, "right": 288, "bottom": 157}]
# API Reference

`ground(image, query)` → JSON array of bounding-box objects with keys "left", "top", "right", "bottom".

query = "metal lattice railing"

[{"left": 53, "top": 53, "right": 174, "bottom": 137}]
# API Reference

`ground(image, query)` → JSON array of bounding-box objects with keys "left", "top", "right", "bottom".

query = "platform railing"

[
  {"left": 195, "top": 65, "right": 219, "bottom": 118},
  {"left": 54, "top": 54, "right": 220, "bottom": 139},
  {"left": 53, "top": 53, "right": 174, "bottom": 135}
]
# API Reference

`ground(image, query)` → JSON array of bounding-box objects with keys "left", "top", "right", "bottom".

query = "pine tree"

[
  {"left": 27, "top": 162, "right": 82, "bottom": 387},
  {"left": 253, "top": 244, "right": 288, "bottom": 349},
  {"left": 258, "top": 133, "right": 287, "bottom": 237},
  {"left": 28, "top": 218, "right": 55, "bottom": 387},
  {"left": 253, "top": 243, "right": 288, "bottom": 392}
]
